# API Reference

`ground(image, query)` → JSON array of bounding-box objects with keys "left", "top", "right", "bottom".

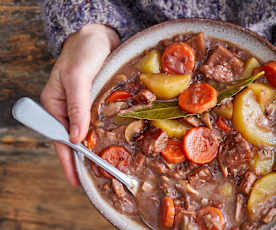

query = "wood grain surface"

[{"left": 0, "top": 1, "right": 116, "bottom": 229}]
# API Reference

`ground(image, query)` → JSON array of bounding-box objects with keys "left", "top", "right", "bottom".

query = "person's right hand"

[{"left": 40, "top": 24, "right": 120, "bottom": 186}]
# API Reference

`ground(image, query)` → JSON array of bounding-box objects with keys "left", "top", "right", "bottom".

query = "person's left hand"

[{"left": 40, "top": 24, "right": 120, "bottom": 186}]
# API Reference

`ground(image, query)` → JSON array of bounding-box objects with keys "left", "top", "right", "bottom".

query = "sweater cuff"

[{"left": 40, "top": 0, "right": 142, "bottom": 57}]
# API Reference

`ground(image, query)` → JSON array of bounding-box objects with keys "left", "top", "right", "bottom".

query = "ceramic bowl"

[{"left": 74, "top": 18, "right": 276, "bottom": 230}]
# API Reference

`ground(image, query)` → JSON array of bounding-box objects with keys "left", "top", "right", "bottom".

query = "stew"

[{"left": 84, "top": 32, "right": 276, "bottom": 230}]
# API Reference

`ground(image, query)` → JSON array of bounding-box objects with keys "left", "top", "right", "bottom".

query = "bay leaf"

[
  {"left": 119, "top": 101, "right": 192, "bottom": 120},
  {"left": 217, "top": 71, "right": 264, "bottom": 104},
  {"left": 112, "top": 115, "right": 136, "bottom": 125}
]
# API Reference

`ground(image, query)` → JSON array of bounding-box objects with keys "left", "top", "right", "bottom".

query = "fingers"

[
  {"left": 41, "top": 74, "right": 80, "bottom": 187},
  {"left": 40, "top": 70, "right": 68, "bottom": 124},
  {"left": 62, "top": 71, "right": 91, "bottom": 144},
  {"left": 54, "top": 142, "right": 80, "bottom": 187},
  {"left": 40, "top": 25, "right": 120, "bottom": 187}
]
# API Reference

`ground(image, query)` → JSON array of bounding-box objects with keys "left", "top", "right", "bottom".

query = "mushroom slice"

[
  {"left": 200, "top": 112, "right": 212, "bottom": 129},
  {"left": 183, "top": 116, "right": 201, "bottom": 127},
  {"left": 125, "top": 120, "right": 145, "bottom": 144}
]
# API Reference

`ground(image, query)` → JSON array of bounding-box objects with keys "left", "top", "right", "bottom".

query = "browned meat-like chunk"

[
  {"left": 187, "top": 166, "right": 212, "bottom": 187},
  {"left": 235, "top": 194, "right": 244, "bottom": 222},
  {"left": 200, "top": 45, "right": 244, "bottom": 82},
  {"left": 133, "top": 89, "right": 156, "bottom": 104},
  {"left": 186, "top": 32, "right": 206, "bottom": 60},
  {"left": 112, "top": 195, "right": 137, "bottom": 215},
  {"left": 147, "top": 159, "right": 169, "bottom": 174},
  {"left": 133, "top": 152, "right": 146, "bottom": 172},
  {"left": 262, "top": 207, "right": 276, "bottom": 224},
  {"left": 91, "top": 74, "right": 127, "bottom": 126},
  {"left": 139, "top": 128, "right": 168, "bottom": 157},
  {"left": 112, "top": 179, "right": 126, "bottom": 198},
  {"left": 101, "top": 101, "right": 127, "bottom": 117},
  {"left": 94, "top": 126, "right": 125, "bottom": 152},
  {"left": 239, "top": 171, "right": 257, "bottom": 195},
  {"left": 201, "top": 64, "right": 233, "bottom": 82},
  {"left": 219, "top": 132, "right": 252, "bottom": 177}
]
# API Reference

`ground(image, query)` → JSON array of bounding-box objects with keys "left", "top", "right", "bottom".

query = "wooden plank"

[
  {"left": 0, "top": 6, "right": 39, "bottom": 10},
  {"left": 0, "top": 153, "right": 116, "bottom": 230},
  {"left": 0, "top": 0, "right": 54, "bottom": 128},
  {"left": 0, "top": 0, "right": 38, "bottom": 6},
  {"left": 0, "top": 1, "right": 116, "bottom": 229}
]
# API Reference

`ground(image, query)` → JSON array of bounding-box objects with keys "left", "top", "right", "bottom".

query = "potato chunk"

[
  {"left": 135, "top": 50, "right": 161, "bottom": 73},
  {"left": 250, "top": 151, "right": 275, "bottom": 176},
  {"left": 248, "top": 83, "right": 276, "bottom": 111},
  {"left": 241, "top": 57, "right": 261, "bottom": 79},
  {"left": 232, "top": 88, "right": 276, "bottom": 146},
  {"left": 151, "top": 119, "right": 189, "bottom": 138},
  {"left": 140, "top": 73, "right": 191, "bottom": 99},
  {"left": 248, "top": 172, "right": 276, "bottom": 221}
]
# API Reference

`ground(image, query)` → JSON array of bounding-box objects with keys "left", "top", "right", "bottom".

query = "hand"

[{"left": 40, "top": 24, "right": 120, "bottom": 186}]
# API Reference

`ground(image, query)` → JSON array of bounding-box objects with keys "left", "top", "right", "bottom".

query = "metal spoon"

[
  {"left": 12, "top": 97, "right": 140, "bottom": 195},
  {"left": 12, "top": 97, "right": 156, "bottom": 230}
]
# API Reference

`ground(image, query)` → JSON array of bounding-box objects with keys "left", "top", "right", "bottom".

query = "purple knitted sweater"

[{"left": 40, "top": 0, "right": 276, "bottom": 57}]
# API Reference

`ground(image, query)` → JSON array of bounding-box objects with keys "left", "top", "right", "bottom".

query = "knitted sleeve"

[{"left": 40, "top": 0, "right": 143, "bottom": 56}]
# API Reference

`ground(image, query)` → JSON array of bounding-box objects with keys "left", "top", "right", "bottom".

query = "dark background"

[{"left": 0, "top": 1, "right": 115, "bottom": 229}]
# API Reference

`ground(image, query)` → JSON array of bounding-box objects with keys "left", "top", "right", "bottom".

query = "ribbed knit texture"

[{"left": 40, "top": 0, "right": 276, "bottom": 56}]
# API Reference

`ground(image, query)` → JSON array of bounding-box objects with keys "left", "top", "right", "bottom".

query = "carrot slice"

[
  {"left": 161, "top": 196, "right": 175, "bottom": 228},
  {"left": 85, "top": 129, "right": 97, "bottom": 150},
  {"left": 161, "top": 140, "right": 186, "bottom": 164},
  {"left": 162, "top": 42, "right": 195, "bottom": 74},
  {"left": 105, "top": 90, "right": 131, "bottom": 103},
  {"left": 178, "top": 83, "right": 217, "bottom": 114},
  {"left": 99, "top": 146, "right": 130, "bottom": 179},
  {"left": 182, "top": 127, "right": 219, "bottom": 164},
  {"left": 197, "top": 206, "right": 225, "bottom": 230},
  {"left": 263, "top": 61, "right": 276, "bottom": 87},
  {"left": 216, "top": 116, "right": 231, "bottom": 133}
]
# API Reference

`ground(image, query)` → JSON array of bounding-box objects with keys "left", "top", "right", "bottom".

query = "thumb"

[{"left": 64, "top": 75, "right": 91, "bottom": 144}]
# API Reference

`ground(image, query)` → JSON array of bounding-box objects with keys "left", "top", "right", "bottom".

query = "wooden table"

[{"left": 0, "top": 1, "right": 116, "bottom": 229}]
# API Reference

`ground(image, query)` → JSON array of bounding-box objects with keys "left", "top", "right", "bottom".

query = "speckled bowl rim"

[{"left": 74, "top": 18, "right": 276, "bottom": 230}]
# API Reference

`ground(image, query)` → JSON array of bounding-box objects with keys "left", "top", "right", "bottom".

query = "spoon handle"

[{"left": 12, "top": 97, "right": 139, "bottom": 194}]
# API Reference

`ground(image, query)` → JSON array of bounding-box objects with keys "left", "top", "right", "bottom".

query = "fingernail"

[{"left": 70, "top": 124, "right": 79, "bottom": 139}]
